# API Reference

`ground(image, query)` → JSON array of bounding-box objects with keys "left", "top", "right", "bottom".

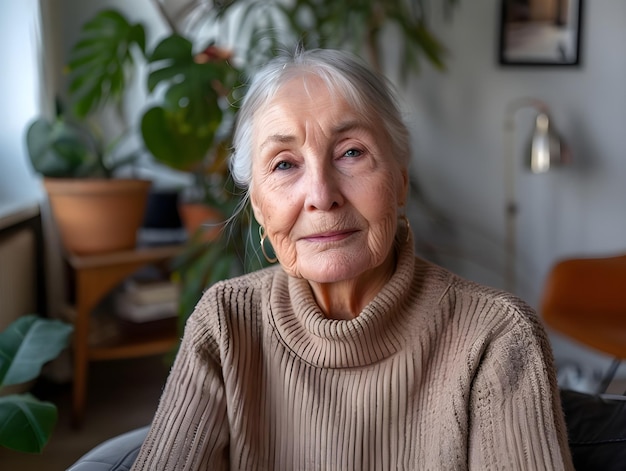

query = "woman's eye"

[
  {"left": 343, "top": 148, "right": 363, "bottom": 158},
  {"left": 274, "top": 160, "right": 293, "bottom": 171}
]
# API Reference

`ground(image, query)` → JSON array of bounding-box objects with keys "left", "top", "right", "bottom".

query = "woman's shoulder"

[
  {"left": 188, "top": 265, "right": 282, "bottom": 323},
  {"left": 417, "top": 257, "right": 540, "bottom": 331},
  {"left": 181, "top": 265, "right": 283, "bottom": 349}
]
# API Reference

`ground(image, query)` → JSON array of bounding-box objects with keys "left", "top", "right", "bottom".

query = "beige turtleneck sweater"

[{"left": 132, "top": 233, "right": 573, "bottom": 470}]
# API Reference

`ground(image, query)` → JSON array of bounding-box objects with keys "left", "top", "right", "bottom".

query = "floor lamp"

[{"left": 504, "top": 98, "right": 571, "bottom": 294}]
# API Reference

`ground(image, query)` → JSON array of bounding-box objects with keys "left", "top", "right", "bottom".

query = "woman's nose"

[{"left": 304, "top": 164, "right": 344, "bottom": 211}]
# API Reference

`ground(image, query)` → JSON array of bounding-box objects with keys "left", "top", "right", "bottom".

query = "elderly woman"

[{"left": 132, "top": 48, "right": 573, "bottom": 470}]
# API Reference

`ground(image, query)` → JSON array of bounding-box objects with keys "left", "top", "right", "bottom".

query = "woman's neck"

[{"left": 308, "top": 249, "right": 397, "bottom": 320}]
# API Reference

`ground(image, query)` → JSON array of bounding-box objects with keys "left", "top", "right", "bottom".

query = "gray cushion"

[
  {"left": 66, "top": 426, "right": 149, "bottom": 471},
  {"left": 560, "top": 389, "right": 626, "bottom": 471}
]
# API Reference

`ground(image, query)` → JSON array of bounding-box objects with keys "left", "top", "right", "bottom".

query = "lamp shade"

[
  {"left": 503, "top": 98, "right": 572, "bottom": 294},
  {"left": 527, "top": 112, "right": 570, "bottom": 174}
]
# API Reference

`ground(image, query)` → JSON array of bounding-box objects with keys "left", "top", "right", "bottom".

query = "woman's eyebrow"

[
  {"left": 259, "top": 133, "right": 295, "bottom": 151},
  {"left": 333, "top": 120, "right": 366, "bottom": 134}
]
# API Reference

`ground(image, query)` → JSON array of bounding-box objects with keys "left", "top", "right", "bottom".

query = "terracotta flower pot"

[
  {"left": 43, "top": 178, "right": 152, "bottom": 255},
  {"left": 177, "top": 203, "right": 224, "bottom": 242}
]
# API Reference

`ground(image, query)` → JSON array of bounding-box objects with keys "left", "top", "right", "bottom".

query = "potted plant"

[
  {"left": 0, "top": 315, "right": 73, "bottom": 454},
  {"left": 25, "top": 11, "right": 152, "bottom": 255},
  {"left": 26, "top": 111, "right": 151, "bottom": 255}
]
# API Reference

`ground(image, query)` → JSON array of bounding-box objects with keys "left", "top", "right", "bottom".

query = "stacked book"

[{"left": 114, "top": 276, "right": 179, "bottom": 323}]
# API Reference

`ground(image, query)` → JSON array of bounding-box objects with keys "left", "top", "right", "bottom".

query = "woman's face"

[{"left": 250, "top": 76, "right": 408, "bottom": 284}]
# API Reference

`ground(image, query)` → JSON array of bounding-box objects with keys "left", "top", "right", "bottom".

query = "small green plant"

[
  {"left": 0, "top": 315, "right": 73, "bottom": 454},
  {"left": 25, "top": 112, "right": 136, "bottom": 179}
]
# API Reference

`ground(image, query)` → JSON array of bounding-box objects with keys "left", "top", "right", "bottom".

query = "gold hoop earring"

[
  {"left": 259, "top": 226, "right": 278, "bottom": 263},
  {"left": 400, "top": 215, "right": 411, "bottom": 242}
]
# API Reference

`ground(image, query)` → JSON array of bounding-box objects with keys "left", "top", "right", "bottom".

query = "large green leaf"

[
  {"left": 67, "top": 9, "right": 146, "bottom": 117},
  {"left": 0, "top": 315, "right": 73, "bottom": 388},
  {"left": 141, "top": 35, "right": 240, "bottom": 169},
  {"left": 141, "top": 106, "right": 219, "bottom": 170},
  {"left": 0, "top": 394, "right": 57, "bottom": 454},
  {"left": 0, "top": 316, "right": 72, "bottom": 454},
  {"left": 25, "top": 117, "right": 105, "bottom": 178},
  {"left": 146, "top": 36, "right": 229, "bottom": 127}
]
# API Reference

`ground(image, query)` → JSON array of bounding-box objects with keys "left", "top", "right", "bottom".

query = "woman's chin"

[{"left": 296, "top": 256, "right": 371, "bottom": 285}]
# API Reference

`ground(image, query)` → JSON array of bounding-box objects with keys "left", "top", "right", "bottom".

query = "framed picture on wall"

[{"left": 498, "top": 0, "right": 583, "bottom": 66}]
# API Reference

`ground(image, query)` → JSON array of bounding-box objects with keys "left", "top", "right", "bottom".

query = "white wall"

[
  {"left": 406, "top": 0, "right": 626, "bottom": 307},
  {"left": 0, "top": 1, "right": 46, "bottom": 218}
]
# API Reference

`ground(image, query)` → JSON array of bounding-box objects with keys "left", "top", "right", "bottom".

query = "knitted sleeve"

[
  {"left": 131, "top": 300, "right": 229, "bottom": 471},
  {"left": 467, "top": 299, "right": 574, "bottom": 470}
]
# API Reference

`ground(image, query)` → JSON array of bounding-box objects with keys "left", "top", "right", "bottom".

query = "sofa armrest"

[{"left": 67, "top": 426, "right": 149, "bottom": 471}]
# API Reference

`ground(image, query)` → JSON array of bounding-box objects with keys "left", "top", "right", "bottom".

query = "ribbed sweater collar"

[{"left": 267, "top": 228, "right": 417, "bottom": 368}]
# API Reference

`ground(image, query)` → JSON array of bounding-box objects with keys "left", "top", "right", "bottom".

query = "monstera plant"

[
  {"left": 0, "top": 315, "right": 73, "bottom": 454},
  {"left": 67, "top": 9, "right": 240, "bottom": 184}
]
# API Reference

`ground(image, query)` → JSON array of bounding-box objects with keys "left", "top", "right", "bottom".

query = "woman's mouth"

[{"left": 302, "top": 230, "right": 358, "bottom": 243}]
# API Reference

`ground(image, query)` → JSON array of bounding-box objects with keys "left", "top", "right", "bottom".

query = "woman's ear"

[{"left": 250, "top": 190, "right": 265, "bottom": 227}]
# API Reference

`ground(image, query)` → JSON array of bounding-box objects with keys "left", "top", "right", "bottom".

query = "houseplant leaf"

[
  {"left": 0, "top": 315, "right": 73, "bottom": 388},
  {"left": 68, "top": 9, "right": 146, "bottom": 117},
  {"left": 203, "top": 0, "right": 456, "bottom": 78},
  {"left": 0, "top": 394, "right": 57, "bottom": 454},
  {"left": 0, "top": 315, "right": 72, "bottom": 453},
  {"left": 142, "top": 35, "right": 239, "bottom": 170},
  {"left": 25, "top": 116, "right": 105, "bottom": 178},
  {"left": 141, "top": 105, "right": 219, "bottom": 171},
  {"left": 146, "top": 36, "right": 228, "bottom": 125}
]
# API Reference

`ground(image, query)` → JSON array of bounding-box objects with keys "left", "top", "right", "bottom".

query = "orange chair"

[{"left": 540, "top": 253, "right": 626, "bottom": 393}]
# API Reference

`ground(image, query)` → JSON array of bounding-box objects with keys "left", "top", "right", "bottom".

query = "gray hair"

[{"left": 229, "top": 48, "right": 411, "bottom": 189}]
